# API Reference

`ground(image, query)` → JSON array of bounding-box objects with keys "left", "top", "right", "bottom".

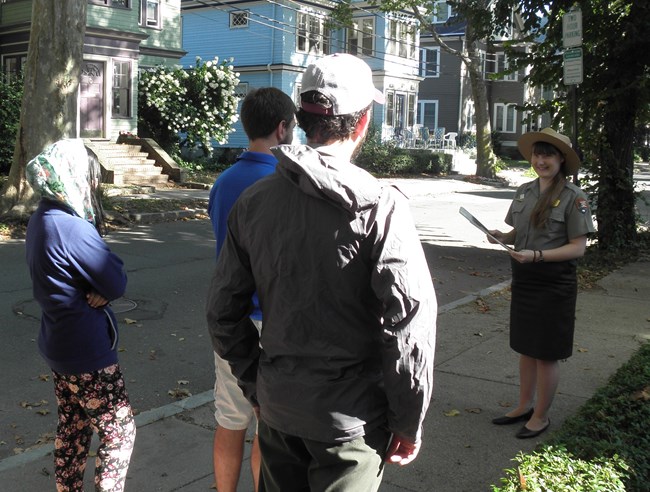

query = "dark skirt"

[{"left": 510, "top": 258, "right": 578, "bottom": 360}]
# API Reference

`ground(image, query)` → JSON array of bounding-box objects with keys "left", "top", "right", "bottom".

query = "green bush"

[
  {"left": 492, "top": 342, "right": 650, "bottom": 491},
  {"left": 0, "top": 73, "right": 23, "bottom": 174},
  {"left": 354, "top": 126, "right": 453, "bottom": 176}
]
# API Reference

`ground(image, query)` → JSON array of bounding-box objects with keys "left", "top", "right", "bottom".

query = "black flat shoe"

[
  {"left": 492, "top": 408, "right": 534, "bottom": 425},
  {"left": 516, "top": 419, "right": 551, "bottom": 439}
]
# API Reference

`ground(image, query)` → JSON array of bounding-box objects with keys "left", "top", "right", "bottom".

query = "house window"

[
  {"left": 419, "top": 47, "right": 440, "bottom": 77},
  {"left": 230, "top": 11, "right": 248, "bottom": 29},
  {"left": 478, "top": 51, "right": 488, "bottom": 79},
  {"left": 385, "top": 91, "right": 395, "bottom": 127},
  {"left": 407, "top": 93, "right": 416, "bottom": 128},
  {"left": 494, "top": 103, "right": 517, "bottom": 133},
  {"left": 495, "top": 53, "right": 517, "bottom": 81},
  {"left": 89, "top": 0, "right": 129, "bottom": 7},
  {"left": 418, "top": 100, "right": 439, "bottom": 129},
  {"left": 297, "top": 12, "right": 330, "bottom": 55},
  {"left": 464, "top": 100, "right": 475, "bottom": 133},
  {"left": 112, "top": 60, "right": 131, "bottom": 117},
  {"left": 385, "top": 90, "right": 414, "bottom": 130},
  {"left": 346, "top": 17, "right": 374, "bottom": 57},
  {"left": 234, "top": 82, "right": 249, "bottom": 100},
  {"left": 387, "top": 19, "right": 416, "bottom": 60},
  {"left": 2, "top": 54, "right": 27, "bottom": 80},
  {"left": 140, "top": 0, "right": 161, "bottom": 28},
  {"left": 432, "top": 0, "right": 453, "bottom": 23}
]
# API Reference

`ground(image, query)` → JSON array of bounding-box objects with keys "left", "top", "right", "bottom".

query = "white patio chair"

[{"left": 443, "top": 132, "right": 458, "bottom": 150}]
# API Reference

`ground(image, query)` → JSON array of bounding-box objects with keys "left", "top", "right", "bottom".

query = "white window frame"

[
  {"left": 419, "top": 47, "right": 440, "bottom": 78},
  {"left": 230, "top": 10, "right": 249, "bottom": 29},
  {"left": 89, "top": 0, "right": 129, "bottom": 7},
  {"left": 432, "top": 0, "right": 453, "bottom": 24},
  {"left": 417, "top": 100, "right": 439, "bottom": 129},
  {"left": 387, "top": 19, "right": 417, "bottom": 60},
  {"left": 296, "top": 11, "right": 330, "bottom": 56},
  {"left": 494, "top": 103, "right": 517, "bottom": 133},
  {"left": 2, "top": 54, "right": 27, "bottom": 81},
  {"left": 234, "top": 82, "right": 249, "bottom": 100},
  {"left": 495, "top": 52, "right": 517, "bottom": 81},
  {"left": 464, "top": 100, "right": 475, "bottom": 133},
  {"left": 140, "top": 0, "right": 161, "bottom": 29},
  {"left": 112, "top": 59, "right": 131, "bottom": 118},
  {"left": 346, "top": 16, "right": 375, "bottom": 57}
]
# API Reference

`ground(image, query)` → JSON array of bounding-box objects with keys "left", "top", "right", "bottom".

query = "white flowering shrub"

[{"left": 138, "top": 56, "right": 240, "bottom": 156}]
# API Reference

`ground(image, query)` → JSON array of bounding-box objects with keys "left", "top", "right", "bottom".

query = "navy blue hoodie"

[{"left": 25, "top": 140, "right": 127, "bottom": 374}]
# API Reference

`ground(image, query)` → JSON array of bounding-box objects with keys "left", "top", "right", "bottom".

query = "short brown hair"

[{"left": 240, "top": 88, "right": 296, "bottom": 140}]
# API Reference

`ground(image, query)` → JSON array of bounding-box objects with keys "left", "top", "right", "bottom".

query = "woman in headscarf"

[
  {"left": 488, "top": 128, "right": 595, "bottom": 439},
  {"left": 25, "top": 139, "right": 135, "bottom": 491}
]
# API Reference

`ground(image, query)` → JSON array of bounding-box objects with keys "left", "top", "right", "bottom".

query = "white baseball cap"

[{"left": 299, "top": 53, "right": 385, "bottom": 116}]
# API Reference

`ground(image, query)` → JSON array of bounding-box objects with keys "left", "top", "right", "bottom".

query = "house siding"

[
  {"left": 182, "top": 0, "right": 422, "bottom": 149},
  {"left": 1, "top": 0, "right": 183, "bottom": 141}
]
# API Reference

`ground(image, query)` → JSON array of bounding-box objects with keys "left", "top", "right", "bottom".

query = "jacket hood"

[
  {"left": 26, "top": 139, "right": 96, "bottom": 224},
  {"left": 271, "top": 144, "right": 382, "bottom": 217}
]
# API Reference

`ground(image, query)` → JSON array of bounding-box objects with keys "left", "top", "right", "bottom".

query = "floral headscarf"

[{"left": 26, "top": 139, "right": 96, "bottom": 224}]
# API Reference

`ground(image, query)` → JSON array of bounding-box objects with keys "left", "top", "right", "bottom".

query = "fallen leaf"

[
  {"left": 475, "top": 298, "right": 490, "bottom": 313},
  {"left": 465, "top": 408, "right": 482, "bottom": 414},
  {"left": 13, "top": 448, "right": 24, "bottom": 455},
  {"left": 474, "top": 332, "right": 484, "bottom": 337},
  {"left": 631, "top": 386, "right": 650, "bottom": 401},
  {"left": 118, "top": 348, "right": 126, "bottom": 352},
  {"left": 37, "top": 409, "right": 50, "bottom": 416},
  {"left": 577, "top": 347, "right": 589, "bottom": 353},
  {"left": 518, "top": 467, "right": 527, "bottom": 490},
  {"left": 168, "top": 388, "right": 192, "bottom": 399},
  {"left": 177, "top": 380, "right": 189, "bottom": 385},
  {"left": 149, "top": 350, "right": 157, "bottom": 360},
  {"left": 38, "top": 374, "right": 50, "bottom": 382},
  {"left": 124, "top": 318, "right": 138, "bottom": 325},
  {"left": 498, "top": 401, "right": 513, "bottom": 408},
  {"left": 444, "top": 409, "right": 461, "bottom": 417}
]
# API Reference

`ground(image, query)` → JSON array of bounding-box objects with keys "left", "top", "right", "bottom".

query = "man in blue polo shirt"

[{"left": 207, "top": 87, "right": 296, "bottom": 492}]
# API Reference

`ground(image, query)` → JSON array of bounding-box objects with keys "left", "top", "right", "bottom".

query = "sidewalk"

[{"left": 1, "top": 258, "right": 648, "bottom": 491}]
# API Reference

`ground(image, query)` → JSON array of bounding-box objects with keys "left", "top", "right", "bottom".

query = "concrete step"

[
  {"left": 108, "top": 157, "right": 158, "bottom": 166},
  {"left": 119, "top": 175, "right": 170, "bottom": 186}
]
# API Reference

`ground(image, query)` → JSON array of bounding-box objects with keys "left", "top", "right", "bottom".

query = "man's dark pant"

[{"left": 258, "top": 420, "right": 391, "bottom": 492}]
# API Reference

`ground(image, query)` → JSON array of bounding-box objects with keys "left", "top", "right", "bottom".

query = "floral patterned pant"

[{"left": 52, "top": 364, "right": 136, "bottom": 492}]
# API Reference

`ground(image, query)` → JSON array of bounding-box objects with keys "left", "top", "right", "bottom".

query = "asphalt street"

[{"left": 0, "top": 175, "right": 515, "bottom": 463}]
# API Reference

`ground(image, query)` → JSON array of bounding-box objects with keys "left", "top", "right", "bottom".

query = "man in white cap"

[{"left": 206, "top": 53, "right": 437, "bottom": 491}]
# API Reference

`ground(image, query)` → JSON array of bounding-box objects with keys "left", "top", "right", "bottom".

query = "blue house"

[{"left": 180, "top": 0, "right": 422, "bottom": 149}]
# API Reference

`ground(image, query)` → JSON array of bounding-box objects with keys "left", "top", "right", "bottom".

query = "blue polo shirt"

[{"left": 207, "top": 151, "right": 277, "bottom": 320}]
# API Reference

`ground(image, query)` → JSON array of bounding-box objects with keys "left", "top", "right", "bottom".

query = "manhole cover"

[{"left": 110, "top": 298, "right": 138, "bottom": 313}]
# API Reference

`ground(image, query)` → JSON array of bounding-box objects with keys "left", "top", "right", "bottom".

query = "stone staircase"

[{"left": 84, "top": 139, "right": 171, "bottom": 186}]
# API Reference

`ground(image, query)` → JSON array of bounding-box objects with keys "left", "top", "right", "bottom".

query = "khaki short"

[{"left": 213, "top": 319, "right": 261, "bottom": 430}]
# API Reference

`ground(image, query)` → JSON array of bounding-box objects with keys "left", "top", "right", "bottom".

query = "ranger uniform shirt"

[{"left": 505, "top": 179, "right": 595, "bottom": 251}]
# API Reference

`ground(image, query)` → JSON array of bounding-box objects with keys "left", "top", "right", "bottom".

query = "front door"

[{"left": 80, "top": 61, "right": 104, "bottom": 138}]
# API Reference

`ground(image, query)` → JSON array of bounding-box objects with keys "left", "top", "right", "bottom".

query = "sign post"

[{"left": 562, "top": 7, "right": 583, "bottom": 182}]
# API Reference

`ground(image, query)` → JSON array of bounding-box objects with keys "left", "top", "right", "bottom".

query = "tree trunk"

[
  {"left": 596, "top": 103, "right": 638, "bottom": 250},
  {"left": 0, "top": 0, "right": 86, "bottom": 217}
]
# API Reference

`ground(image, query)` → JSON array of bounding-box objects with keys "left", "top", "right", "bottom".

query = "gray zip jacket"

[{"left": 206, "top": 144, "right": 437, "bottom": 443}]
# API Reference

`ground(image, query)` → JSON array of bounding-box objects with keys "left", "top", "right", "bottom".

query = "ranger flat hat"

[{"left": 517, "top": 128, "right": 581, "bottom": 175}]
